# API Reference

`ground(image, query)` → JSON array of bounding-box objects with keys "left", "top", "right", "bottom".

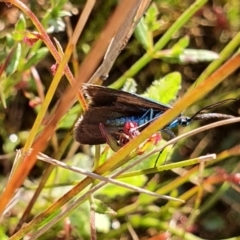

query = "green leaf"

[
  {"left": 179, "top": 49, "right": 219, "bottom": 63},
  {"left": 146, "top": 3, "right": 158, "bottom": 21},
  {"left": 145, "top": 3, "right": 161, "bottom": 32},
  {"left": 122, "top": 78, "right": 137, "bottom": 93},
  {"left": 98, "top": 175, "right": 147, "bottom": 198},
  {"left": 58, "top": 104, "right": 80, "bottom": 129},
  {"left": 159, "top": 49, "right": 219, "bottom": 64},
  {"left": 12, "top": 32, "right": 23, "bottom": 42},
  {"left": 154, "top": 37, "right": 190, "bottom": 63},
  {"left": 5, "top": 33, "right": 15, "bottom": 48},
  {"left": 20, "top": 47, "right": 49, "bottom": 71},
  {"left": 155, "top": 144, "right": 174, "bottom": 166},
  {"left": 93, "top": 199, "right": 116, "bottom": 215},
  {"left": 134, "top": 17, "right": 150, "bottom": 50},
  {"left": 130, "top": 214, "right": 161, "bottom": 228},
  {"left": 0, "top": 226, "right": 9, "bottom": 240},
  {"left": 0, "top": 83, "right": 6, "bottom": 109},
  {"left": 6, "top": 43, "right": 21, "bottom": 75},
  {"left": 12, "top": 14, "right": 26, "bottom": 41},
  {"left": 171, "top": 35, "right": 190, "bottom": 56},
  {"left": 142, "top": 72, "right": 182, "bottom": 104},
  {"left": 15, "top": 14, "right": 26, "bottom": 31},
  {"left": 98, "top": 146, "right": 110, "bottom": 166}
]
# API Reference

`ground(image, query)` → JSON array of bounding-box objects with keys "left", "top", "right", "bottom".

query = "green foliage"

[
  {"left": 135, "top": 3, "right": 162, "bottom": 50},
  {"left": 145, "top": 3, "right": 161, "bottom": 32},
  {"left": 179, "top": 49, "right": 219, "bottom": 63},
  {"left": 6, "top": 43, "right": 21, "bottom": 75},
  {"left": 13, "top": 14, "right": 26, "bottom": 41},
  {"left": 171, "top": 36, "right": 190, "bottom": 55},
  {"left": 142, "top": 72, "right": 181, "bottom": 104},
  {"left": 134, "top": 18, "right": 150, "bottom": 50},
  {"left": 0, "top": 226, "right": 8, "bottom": 240},
  {"left": 93, "top": 198, "right": 116, "bottom": 215},
  {"left": 58, "top": 104, "right": 80, "bottom": 129},
  {"left": 121, "top": 78, "right": 138, "bottom": 93},
  {"left": 20, "top": 47, "right": 49, "bottom": 71},
  {"left": 98, "top": 175, "right": 147, "bottom": 198}
]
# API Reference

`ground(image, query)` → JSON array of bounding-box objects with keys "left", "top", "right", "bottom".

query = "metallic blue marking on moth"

[
  {"left": 74, "top": 84, "right": 236, "bottom": 145},
  {"left": 106, "top": 111, "right": 163, "bottom": 127},
  {"left": 105, "top": 112, "right": 193, "bottom": 130}
]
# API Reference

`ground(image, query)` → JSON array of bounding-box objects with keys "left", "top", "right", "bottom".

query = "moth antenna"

[{"left": 190, "top": 98, "right": 237, "bottom": 120}]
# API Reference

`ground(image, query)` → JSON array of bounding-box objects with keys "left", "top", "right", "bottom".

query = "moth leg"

[
  {"left": 161, "top": 128, "right": 175, "bottom": 139},
  {"left": 138, "top": 108, "right": 154, "bottom": 121},
  {"left": 119, "top": 132, "right": 131, "bottom": 146},
  {"left": 118, "top": 122, "right": 140, "bottom": 146},
  {"left": 99, "top": 123, "right": 120, "bottom": 152}
]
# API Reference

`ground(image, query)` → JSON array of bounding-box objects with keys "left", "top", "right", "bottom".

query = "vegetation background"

[{"left": 0, "top": 0, "right": 239, "bottom": 239}]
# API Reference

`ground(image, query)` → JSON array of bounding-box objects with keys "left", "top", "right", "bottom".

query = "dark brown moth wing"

[
  {"left": 83, "top": 84, "right": 171, "bottom": 111},
  {"left": 74, "top": 119, "right": 109, "bottom": 144},
  {"left": 74, "top": 106, "right": 133, "bottom": 145}
]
